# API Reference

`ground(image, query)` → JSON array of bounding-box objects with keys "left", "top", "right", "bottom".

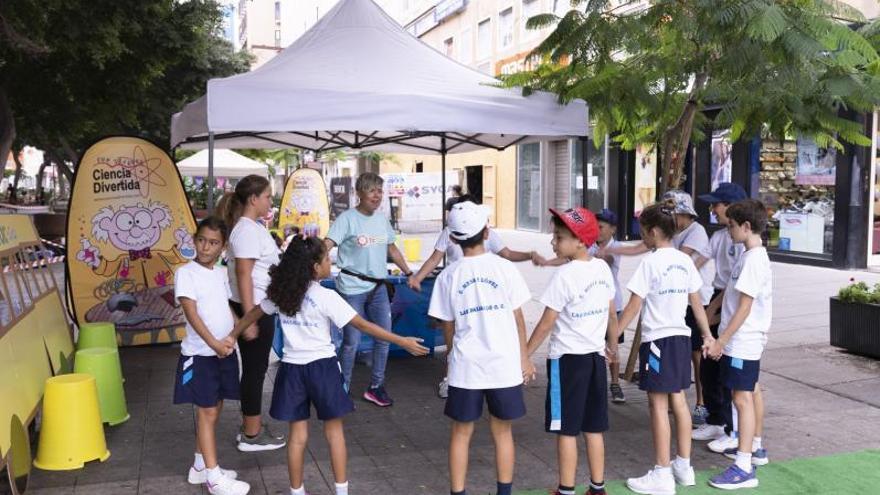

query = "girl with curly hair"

[{"left": 229, "top": 236, "right": 428, "bottom": 495}]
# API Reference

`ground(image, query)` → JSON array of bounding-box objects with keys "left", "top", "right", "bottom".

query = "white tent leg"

[{"left": 207, "top": 132, "right": 215, "bottom": 210}]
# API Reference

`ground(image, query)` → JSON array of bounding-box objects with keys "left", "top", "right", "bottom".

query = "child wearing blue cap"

[{"left": 694, "top": 183, "right": 748, "bottom": 454}]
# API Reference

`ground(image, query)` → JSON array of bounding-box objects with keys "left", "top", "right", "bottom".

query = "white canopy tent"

[
  {"left": 171, "top": 0, "right": 588, "bottom": 207},
  {"left": 176, "top": 149, "right": 269, "bottom": 178}
]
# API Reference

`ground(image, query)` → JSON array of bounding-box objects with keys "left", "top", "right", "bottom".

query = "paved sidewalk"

[{"left": 24, "top": 230, "right": 880, "bottom": 494}]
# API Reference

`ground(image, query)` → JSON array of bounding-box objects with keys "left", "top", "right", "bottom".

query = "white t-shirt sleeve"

[
  {"left": 323, "top": 289, "right": 358, "bottom": 328},
  {"left": 259, "top": 298, "right": 278, "bottom": 315},
  {"left": 681, "top": 225, "right": 711, "bottom": 258},
  {"left": 434, "top": 229, "right": 451, "bottom": 253},
  {"left": 688, "top": 259, "right": 704, "bottom": 293},
  {"left": 733, "top": 255, "right": 764, "bottom": 299},
  {"left": 174, "top": 265, "right": 196, "bottom": 301},
  {"left": 539, "top": 270, "right": 571, "bottom": 312},
  {"left": 506, "top": 267, "right": 532, "bottom": 310},
  {"left": 626, "top": 258, "right": 652, "bottom": 299},
  {"left": 428, "top": 272, "right": 454, "bottom": 321},
  {"left": 223, "top": 271, "right": 233, "bottom": 300},
  {"left": 487, "top": 230, "right": 506, "bottom": 253},
  {"left": 230, "top": 222, "right": 262, "bottom": 259}
]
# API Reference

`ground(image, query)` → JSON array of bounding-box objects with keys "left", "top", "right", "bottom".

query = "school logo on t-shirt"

[{"left": 356, "top": 234, "right": 386, "bottom": 247}]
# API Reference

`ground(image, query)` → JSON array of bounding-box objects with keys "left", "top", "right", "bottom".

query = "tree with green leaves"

[
  {"left": 504, "top": 0, "right": 880, "bottom": 192},
  {"left": 0, "top": 0, "right": 251, "bottom": 181}
]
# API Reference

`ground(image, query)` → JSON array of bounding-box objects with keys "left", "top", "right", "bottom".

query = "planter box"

[{"left": 829, "top": 297, "right": 880, "bottom": 359}]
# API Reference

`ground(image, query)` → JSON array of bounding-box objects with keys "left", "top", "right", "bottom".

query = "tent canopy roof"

[
  {"left": 171, "top": 0, "right": 587, "bottom": 155},
  {"left": 176, "top": 149, "right": 270, "bottom": 178}
]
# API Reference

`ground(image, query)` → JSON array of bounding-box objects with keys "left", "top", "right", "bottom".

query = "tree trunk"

[
  {"left": 47, "top": 149, "right": 73, "bottom": 183},
  {"left": 36, "top": 160, "right": 49, "bottom": 204},
  {"left": 0, "top": 89, "right": 15, "bottom": 179},
  {"left": 660, "top": 72, "right": 708, "bottom": 194}
]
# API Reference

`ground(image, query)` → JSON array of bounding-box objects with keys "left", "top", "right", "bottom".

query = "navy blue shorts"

[
  {"left": 638, "top": 336, "right": 692, "bottom": 393},
  {"left": 173, "top": 352, "right": 240, "bottom": 407},
  {"left": 270, "top": 357, "right": 354, "bottom": 422},
  {"left": 608, "top": 311, "right": 624, "bottom": 344},
  {"left": 685, "top": 306, "right": 708, "bottom": 351},
  {"left": 720, "top": 355, "right": 760, "bottom": 392},
  {"left": 445, "top": 384, "right": 526, "bottom": 422},
  {"left": 545, "top": 353, "right": 608, "bottom": 435}
]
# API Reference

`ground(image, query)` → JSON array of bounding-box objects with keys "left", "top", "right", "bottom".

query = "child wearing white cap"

[{"left": 428, "top": 201, "right": 536, "bottom": 495}]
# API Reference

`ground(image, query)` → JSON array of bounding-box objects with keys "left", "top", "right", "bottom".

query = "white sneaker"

[
  {"left": 188, "top": 466, "right": 238, "bottom": 484},
  {"left": 438, "top": 377, "right": 449, "bottom": 399},
  {"left": 708, "top": 433, "right": 739, "bottom": 453},
  {"left": 626, "top": 467, "right": 676, "bottom": 495},
  {"left": 206, "top": 474, "right": 250, "bottom": 495},
  {"left": 692, "top": 424, "right": 726, "bottom": 441},
  {"left": 671, "top": 460, "right": 695, "bottom": 486}
]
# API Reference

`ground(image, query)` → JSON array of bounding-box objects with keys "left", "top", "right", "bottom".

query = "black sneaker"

[
  {"left": 363, "top": 385, "right": 393, "bottom": 407},
  {"left": 610, "top": 383, "right": 626, "bottom": 403}
]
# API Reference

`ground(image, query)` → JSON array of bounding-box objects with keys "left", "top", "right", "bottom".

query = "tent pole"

[
  {"left": 207, "top": 132, "right": 215, "bottom": 210},
  {"left": 441, "top": 136, "right": 447, "bottom": 267}
]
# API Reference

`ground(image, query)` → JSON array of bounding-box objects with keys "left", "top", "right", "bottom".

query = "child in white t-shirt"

[
  {"left": 229, "top": 237, "right": 428, "bottom": 495},
  {"left": 173, "top": 217, "right": 250, "bottom": 495},
  {"left": 694, "top": 183, "right": 748, "bottom": 450},
  {"left": 705, "top": 200, "right": 772, "bottom": 490},
  {"left": 662, "top": 190, "right": 715, "bottom": 427},
  {"left": 526, "top": 207, "right": 618, "bottom": 495},
  {"left": 407, "top": 195, "right": 538, "bottom": 399},
  {"left": 428, "top": 201, "right": 536, "bottom": 495},
  {"left": 617, "top": 201, "right": 713, "bottom": 495}
]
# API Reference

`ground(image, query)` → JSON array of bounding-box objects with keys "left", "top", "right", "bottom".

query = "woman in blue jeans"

[{"left": 324, "top": 172, "right": 413, "bottom": 407}]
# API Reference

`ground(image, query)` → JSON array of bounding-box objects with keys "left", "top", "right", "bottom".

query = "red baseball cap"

[{"left": 549, "top": 207, "right": 599, "bottom": 246}]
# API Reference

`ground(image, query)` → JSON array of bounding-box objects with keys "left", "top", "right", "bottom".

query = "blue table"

[{"left": 320, "top": 275, "right": 443, "bottom": 357}]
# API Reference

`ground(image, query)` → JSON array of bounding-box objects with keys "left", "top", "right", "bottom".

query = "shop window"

[
  {"left": 517, "top": 143, "right": 542, "bottom": 230},
  {"left": 499, "top": 8, "right": 514, "bottom": 49},
  {"left": 759, "top": 138, "right": 835, "bottom": 255},
  {"left": 871, "top": 111, "right": 880, "bottom": 260}
]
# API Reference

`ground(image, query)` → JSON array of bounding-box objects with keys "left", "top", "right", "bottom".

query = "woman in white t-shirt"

[
  {"left": 229, "top": 237, "right": 427, "bottom": 495},
  {"left": 218, "top": 174, "right": 284, "bottom": 453},
  {"left": 617, "top": 201, "right": 714, "bottom": 495}
]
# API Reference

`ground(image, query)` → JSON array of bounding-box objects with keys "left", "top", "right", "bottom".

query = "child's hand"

[
  {"left": 605, "top": 344, "right": 619, "bottom": 364},
  {"left": 222, "top": 335, "right": 237, "bottom": 350},
  {"left": 530, "top": 252, "right": 547, "bottom": 266},
  {"left": 241, "top": 323, "right": 259, "bottom": 341},
  {"left": 209, "top": 337, "right": 233, "bottom": 358},
  {"left": 399, "top": 337, "right": 429, "bottom": 356},
  {"left": 703, "top": 337, "right": 723, "bottom": 360},
  {"left": 407, "top": 275, "right": 422, "bottom": 292},
  {"left": 521, "top": 358, "right": 537, "bottom": 384}
]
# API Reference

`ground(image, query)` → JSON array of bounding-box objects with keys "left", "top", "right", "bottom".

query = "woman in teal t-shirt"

[{"left": 325, "top": 172, "right": 413, "bottom": 407}]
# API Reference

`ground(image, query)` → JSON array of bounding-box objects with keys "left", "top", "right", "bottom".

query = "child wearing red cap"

[{"left": 526, "top": 207, "right": 620, "bottom": 495}]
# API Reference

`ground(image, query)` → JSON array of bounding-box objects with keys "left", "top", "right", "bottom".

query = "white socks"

[
  {"left": 206, "top": 466, "right": 223, "bottom": 483},
  {"left": 753, "top": 436, "right": 763, "bottom": 450},
  {"left": 291, "top": 485, "right": 306, "bottom": 495},
  {"left": 335, "top": 481, "right": 349, "bottom": 495},
  {"left": 193, "top": 453, "right": 206, "bottom": 470},
  {"left": 673, "top": 456, "right": 691, "bottom": 469},
  {"left": 735, "top": 451, "right": 753, "bottom": 473}
]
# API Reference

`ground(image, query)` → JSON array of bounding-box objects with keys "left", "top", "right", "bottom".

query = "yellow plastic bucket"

[
  {"left": 402, "top": 238, "right": 422, "bottom": 262},
  {"left": 34, "top": 374, "right": 110, "bottom": 470}
]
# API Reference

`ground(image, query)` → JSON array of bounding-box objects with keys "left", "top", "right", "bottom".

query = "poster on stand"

[
  {"left": 711, "top": 130, "right": 733, "bottom": 191},
  {"left": 330, "top": 176, "right": 354, "bottom": 221},
  {"left": 381, "top": 172, "right": 457, "bottom": 222},
  {"left": 634, "top": 143, "right": 657, "bottom": 215},
  {"left": 66, "top": 136, "right": 196, "bottom": 346},
  {"left": 796, "top": 137, "right": 836, "bottom": 185},
  {"left": 278, "top": 168, "right": 331, "bottom": 238}
]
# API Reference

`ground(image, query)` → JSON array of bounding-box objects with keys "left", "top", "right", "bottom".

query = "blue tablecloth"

[{"left": 319, "top": 275, "right": 443, "bottom": 357}]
